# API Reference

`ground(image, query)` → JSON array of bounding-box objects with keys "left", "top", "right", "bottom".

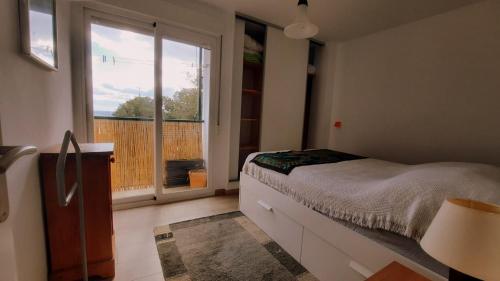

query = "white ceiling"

[{"left": 198, "top": 0, "right": 483, "bottom": 41}]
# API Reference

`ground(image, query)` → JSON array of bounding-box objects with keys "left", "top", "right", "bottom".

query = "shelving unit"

[
  {"left": 242, "top": 88, "right": 261, "bottom": 95},
  {"left": 240, "top": 145, "right": 259, "bottom": 151},
  {"left": 238, "top": 21, "right": 267, "bottom": 174}
]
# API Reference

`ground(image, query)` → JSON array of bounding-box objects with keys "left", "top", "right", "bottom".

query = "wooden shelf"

[
  {"left": 242, "top": 89, "right": 261, "bottom": 95},
  {"left": 238, "top": 23, "right": 266, "bottom": 179},
  {"left": 243, "top": 61, "right": 263, "bottom": 70},
  {"left": 239, "top": 145, "right": 258, "bottom": 151}
]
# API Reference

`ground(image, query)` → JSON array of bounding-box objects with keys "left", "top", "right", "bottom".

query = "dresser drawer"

[
  {"left": 240, "top": 185, "right": 303, "bottom": 261},
  {"left": 301, "top": 228, "right": 370, "bottom": 281}
]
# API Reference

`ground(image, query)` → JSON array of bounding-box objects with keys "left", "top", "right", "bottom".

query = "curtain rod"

[{"left": 235, "top": 12, "right": 325, "bottom": 46}]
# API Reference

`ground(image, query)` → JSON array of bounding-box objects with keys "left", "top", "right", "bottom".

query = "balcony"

[{"left": 93, "top": 116, "right": 203, "bottom": 193}]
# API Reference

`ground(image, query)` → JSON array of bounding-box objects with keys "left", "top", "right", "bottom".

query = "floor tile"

[
  {"left": 133, "top": 273, "right": 165, "bottom": 281},
  {"left": 113, "top": 195, "right": 239, "bottom": 280}
]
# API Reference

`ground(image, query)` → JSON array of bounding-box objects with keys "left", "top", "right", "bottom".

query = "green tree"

[
  {"left": 113, "top": 88, "right": 200, "bottom": 120},
  {"left": 163, "top": 88, "right": 199, "bottom": 120},
  {"left": 113, "top": 96, "right": 154, "bottom": 118}
]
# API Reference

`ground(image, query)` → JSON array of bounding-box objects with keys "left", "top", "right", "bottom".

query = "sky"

[
  {"left": 29, "top": 10, "right": 55, "bottom": 66},
  {"left": 91, "top": 23, "right": 204, "bottom": 115}
]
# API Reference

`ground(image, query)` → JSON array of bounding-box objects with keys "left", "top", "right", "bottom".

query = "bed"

[{"left": 239, "top": 150, "right": 500, "bottom": 281}]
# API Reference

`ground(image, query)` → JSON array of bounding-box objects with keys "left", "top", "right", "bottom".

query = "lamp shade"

[
  {"left": 420, "top": 199, "right": 500, "bottom": 280},
  {"left": 284, "top": 2, "right": 319, "bottom": 39}
]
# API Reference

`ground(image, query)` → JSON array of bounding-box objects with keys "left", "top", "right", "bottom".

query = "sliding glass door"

[
  {"left": 90, "top": 17, "right": 156, "bottom": 203},
  {"left": 87, "top": 11, "right": 218, "bottom": 204},
  {"left": 154, "top": 23, "right": 217, "bottom": 202}
]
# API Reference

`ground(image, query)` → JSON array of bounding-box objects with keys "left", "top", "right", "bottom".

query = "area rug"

[{"left": 154, "top": 211, "right": 318, "bottom": 281}]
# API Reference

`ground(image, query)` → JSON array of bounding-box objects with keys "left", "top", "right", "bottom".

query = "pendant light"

[{"left": 284, "top": 0, "right": 319, "bottom": 39}]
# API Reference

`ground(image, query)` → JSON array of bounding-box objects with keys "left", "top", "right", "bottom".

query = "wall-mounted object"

[
  {"left": 0, "top": 145, "right": 37, "bottom": 222},
  {"left": 19, "top": 0, "right": 58, "bottom": 70}
]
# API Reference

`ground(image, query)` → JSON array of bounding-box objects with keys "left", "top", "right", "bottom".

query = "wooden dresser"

[{"left": 40, "top": 143, "right": 115, "bottom": 281}]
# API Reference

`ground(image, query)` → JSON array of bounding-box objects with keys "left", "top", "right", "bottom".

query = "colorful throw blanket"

[{"left": 250, "top": 149, "right": 364, "bottom": 175}]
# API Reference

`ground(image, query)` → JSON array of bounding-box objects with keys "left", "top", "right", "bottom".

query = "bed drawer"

[
  {"left": 301, "top": 228, "right": 371, "bottom": 281},
  {"left": 240, "top": 185, "right": 303, "bottom": 261}
]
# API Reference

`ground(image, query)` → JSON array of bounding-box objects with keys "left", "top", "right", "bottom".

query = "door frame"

[
  {"left": 153, "top": 23, "right": 220, "bottom": 202},
  {"left": 81, "top": 8, "right": 221, "bottom": 205}
]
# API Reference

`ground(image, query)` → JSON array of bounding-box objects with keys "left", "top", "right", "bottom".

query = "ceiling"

[{"left": 198, "top": 0, "right": 483, "bottom": 41}]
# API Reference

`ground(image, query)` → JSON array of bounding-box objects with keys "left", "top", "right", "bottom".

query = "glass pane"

[
  {"left": 29, "top": 0, "right": 55, "bottom": 66},
  {"left": 91, "top": 23, "right": 155, "bottom": 198},
  {"left": 162, "top": 39, "right": 210, "bottom": 191}
]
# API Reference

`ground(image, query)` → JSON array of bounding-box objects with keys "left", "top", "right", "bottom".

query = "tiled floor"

[{"left": 113, "top": 195, "right": 239, "bottom": 281}]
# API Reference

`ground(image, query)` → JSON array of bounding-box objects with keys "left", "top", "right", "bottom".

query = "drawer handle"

[
  {"left": 257, "top": 200, "right": 273, "bottom": 212},
  {"left": 349, "top": 261, "right": 373, "bottom": 278}
]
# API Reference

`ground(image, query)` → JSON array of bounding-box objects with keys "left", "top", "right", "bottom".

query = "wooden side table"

[{"left": 366, "top": 262, "right": 431, "bottom": 281}]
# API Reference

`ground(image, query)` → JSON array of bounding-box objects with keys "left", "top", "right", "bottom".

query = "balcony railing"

[{"left": 93, "top": 116, "right": 203, "bottom": 192}]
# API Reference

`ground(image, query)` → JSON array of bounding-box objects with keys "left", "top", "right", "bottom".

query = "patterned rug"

[{"left": 154, "top": 211, "right": 318, "bottom": 281}]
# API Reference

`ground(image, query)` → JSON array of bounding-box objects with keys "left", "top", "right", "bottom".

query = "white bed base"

[{"left": 239, "top": 173, "right": 446, "bottom": 281}]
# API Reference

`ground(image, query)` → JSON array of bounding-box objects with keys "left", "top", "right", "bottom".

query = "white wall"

[
  {"left": 328, "top": 0, "right": 500, "bottom": 165},
  {"left": 306, "top": 42, "right": 336, "bottom": 149},
  {"left": 260, "top": 27, "right": 309, "bottom": 151},
  {"left": 0, "top": 0, "right": 74, "bottom": 280},
  {"left": 72, "top": 0, "right": 236, "bottom": 190}
]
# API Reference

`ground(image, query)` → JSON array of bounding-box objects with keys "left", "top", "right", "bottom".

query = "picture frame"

[{"left": 19, "top": 0, "right": 58, "bottom": 71}]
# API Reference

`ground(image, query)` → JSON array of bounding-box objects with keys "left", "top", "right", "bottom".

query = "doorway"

[{"left": 86, "top": 11, "right": 218, "bottom": 205}]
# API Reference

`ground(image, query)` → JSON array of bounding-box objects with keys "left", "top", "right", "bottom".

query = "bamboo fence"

[{"left": 93, "top": 117, "right": 203, "bottom": 192}]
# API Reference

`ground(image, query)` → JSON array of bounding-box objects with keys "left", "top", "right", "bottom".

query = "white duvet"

[{"left": 243, "top": 154, "right": 500, "bottom": 240}]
